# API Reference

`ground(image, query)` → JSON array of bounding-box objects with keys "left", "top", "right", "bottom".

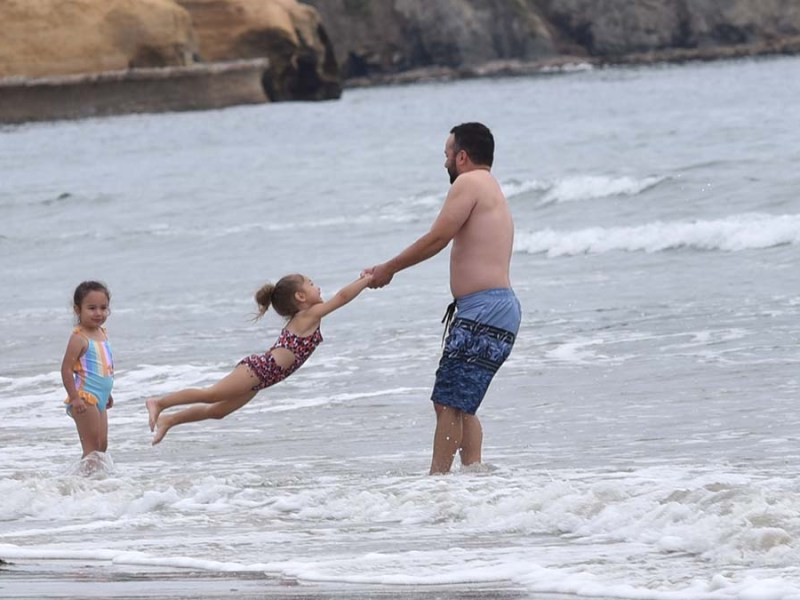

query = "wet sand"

[{"left": 0, "top": 558, "right": 599, "bottom": 600}]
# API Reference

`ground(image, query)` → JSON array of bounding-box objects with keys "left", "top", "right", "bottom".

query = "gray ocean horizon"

[{"left": 2, "top": 56, "right": 800, "bottom": 599}]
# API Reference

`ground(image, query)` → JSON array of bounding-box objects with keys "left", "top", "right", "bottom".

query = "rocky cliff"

[
  {"left": 0, "top": 0, "right": 197, "bottom": 79},
  {"left": 0, "top": 0, "right": 339, "bottom": 101},
  {"left": 2, "top": 0, "right": 799, "bottom": 123},
  {"left": 306, "top": 0, "right": 800, "bottom": 80},
  {"left": 538, "top": 0, "right": 800, "bottom": 57},
  {"left": 304, "top": 0, "right": 558, "bottom": 79},
  {"left": 175, "top": 0, "right": 340, "bottom": 100},
  {"left": 4, "top": 0, "right": 798, "bottom": 88}
]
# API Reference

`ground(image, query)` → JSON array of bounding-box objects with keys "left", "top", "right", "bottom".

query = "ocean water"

[{"left": 2, "top": 56, "right": 800, "bottom": 599}]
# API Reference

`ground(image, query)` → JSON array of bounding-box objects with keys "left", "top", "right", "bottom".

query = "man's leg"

[
  {"left": 459, "top": 413, "right": 483, "bottom": 466},
  {"left": 429, "top": 403, "right": 463, "bottom": 474}
]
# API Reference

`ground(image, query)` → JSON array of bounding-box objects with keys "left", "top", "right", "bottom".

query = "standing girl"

[
  {"left": 145, "top": 273, "right": 372, "bottom": 445},
  {"left": 61, "top": 281, "right": 115, "bottom": 458}
]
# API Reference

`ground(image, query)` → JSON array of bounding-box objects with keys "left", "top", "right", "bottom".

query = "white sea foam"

[
  {"left": 251, "top": 387, "right": 423, "bottom": 413},
  {"left": 1, "top": 466, "right": 798, "bottom": 598},
  {"left": 541, "top": 174, "right": 666, "bottom": 204},
  {"left": 4, "top": 56, "right": 800, "bottom": 600},
  {"left": 498, "top": 174, "right": 665, "bottom": 206},
  {"left": 501, "top": 178, "right": 549, "bottom": 199},
  {"left": 516, "top": 213, "right": 800, "bottom": 256},
  {"left": 544, "top": 338, "right": 614, "bottom": 364},
  {"left": 540, "top": 61, "right": 594, "bottom": 74},
  {"left": 66, "top": 451, "right": 115, "bottom": 478}
]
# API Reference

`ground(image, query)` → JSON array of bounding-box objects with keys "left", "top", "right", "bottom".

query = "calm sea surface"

[{"left": 2, "top": 56, "right": 800, "bottom": 599}]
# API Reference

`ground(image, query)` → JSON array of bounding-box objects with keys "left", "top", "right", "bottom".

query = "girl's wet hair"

[
  {"left": 254, "top": 274, "right": 305, "bottom": 319},
  {"left": 73, "top": 280, "right": 111, "bottom": 308}
]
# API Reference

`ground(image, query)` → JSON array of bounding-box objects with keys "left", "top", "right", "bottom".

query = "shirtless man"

[{"left": 364, "top": 122, "right": 521, "bottom": 474}]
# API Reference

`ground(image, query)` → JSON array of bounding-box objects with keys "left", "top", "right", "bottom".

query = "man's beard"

[{"left": 447, "top": 165, "right": 458, "bottom": 184}]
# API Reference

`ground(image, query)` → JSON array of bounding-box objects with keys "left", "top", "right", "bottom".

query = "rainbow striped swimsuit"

[{"left": 65, "top": 327, "right": 114, "bottom": 414}]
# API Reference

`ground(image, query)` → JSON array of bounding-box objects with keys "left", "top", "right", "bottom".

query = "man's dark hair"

[{"left": 450, "top": 122, "right": 494, "bottom": 167}]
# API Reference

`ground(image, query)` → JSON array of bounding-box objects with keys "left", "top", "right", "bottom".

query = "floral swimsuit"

[{"left": 239, "top": 327, "right": 323, "bottom": 391}]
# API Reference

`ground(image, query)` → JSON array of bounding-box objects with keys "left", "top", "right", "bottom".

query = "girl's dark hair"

[
  {"left": 451, "top": 122, "right": 494, "bottom": 167},
  {"left": 254, "top": 274, "right": 304, "bottom": 319},
  {"left": 73, "top": 281, "right": 111, "bottom": 307}
]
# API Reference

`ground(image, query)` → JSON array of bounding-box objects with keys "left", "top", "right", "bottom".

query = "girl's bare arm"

[
  {"left": 300, "top": 275, "right": 372, "bottom": 325},
  {"left": 61, "top": 333, "right": 87, "bottom": 403}
]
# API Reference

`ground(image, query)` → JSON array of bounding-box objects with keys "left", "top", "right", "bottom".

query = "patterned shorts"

[{"left": 431, "top": 317, "right": 517, "bottom": 415}]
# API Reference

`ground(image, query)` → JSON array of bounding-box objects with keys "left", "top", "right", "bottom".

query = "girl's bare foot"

[
  {"left": 145, "top": 397, "right": 162, "bottom": 432},
  {"left": 152, "top": 415, "right": 171, "bottom": 445}
]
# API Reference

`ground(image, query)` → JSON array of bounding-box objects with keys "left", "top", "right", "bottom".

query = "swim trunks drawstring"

[{"left": 441, "top": 300, "right": 456, "bottom": 346}]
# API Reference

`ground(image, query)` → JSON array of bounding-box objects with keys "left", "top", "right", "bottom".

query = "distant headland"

[{"left": 1, "top": 0, "right": 798, "bottom": 123}]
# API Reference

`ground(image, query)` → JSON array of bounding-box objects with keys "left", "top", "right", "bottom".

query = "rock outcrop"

[
  {"left": 0, "top": 60, "right": 270, "bottom": 124},
  {"left": 537, "top": 0, "right": 800, "bottom": 57},
  {"left": 0, "top": 0, "right": 198, "bottom": 79},
  {"left": 176, "top": 0, "right": 341, "bottom": 100},
  {"left": 0, "top": 0, "right": 340, "bottom": 102},
  {"left": 305, "top": 0, "right": 558, "bottom": 79},
  {"left": 306, "top": 0, "right": 800, "bottom": 81},
  {"left": 2, "top": 0, "right": 799, "bottom": 124}
]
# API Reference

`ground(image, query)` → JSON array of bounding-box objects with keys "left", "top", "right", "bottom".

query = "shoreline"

[
  {"left": 343, "top": 36, "right": 800, "bottom": 88},
  {"left": 1, "top": 38, "right": 798, "bottom": 125},
  {"left": 0, "top": 558, "right": 604, "bottom": 600}
]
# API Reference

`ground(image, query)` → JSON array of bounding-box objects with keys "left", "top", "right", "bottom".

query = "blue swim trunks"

[{"left": 431, "top": 288, "right": 521, "bottom": 415}]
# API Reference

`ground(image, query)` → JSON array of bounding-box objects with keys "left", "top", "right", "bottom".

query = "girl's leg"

[
  {"left": 152, "top": 390, "right": 257, "bottom": 445},
  {"left": 147, "top": 364, "right": 259, "bottom": 430},
  {"left": 72, "top": 405, "right": 104, "bottom": 458},
  {"left": 151, "top": 366, "right": 260, "bottom": 445},
  {"left": 97, "top": 408, "right": 109, "bottom": 453}
]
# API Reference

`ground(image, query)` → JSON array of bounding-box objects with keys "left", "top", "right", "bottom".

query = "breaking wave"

[{"left": 516, "top": 213, "right": 800, "bottom": 256}]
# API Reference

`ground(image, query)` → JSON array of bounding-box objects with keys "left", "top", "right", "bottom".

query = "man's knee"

[{"left": 433, "top": 402, "right": 463, "bottom": 418}]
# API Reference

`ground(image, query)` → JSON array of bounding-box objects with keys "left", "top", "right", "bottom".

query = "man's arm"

[{"left": 367, "top": 177, "right": 476, "bottom": 287}]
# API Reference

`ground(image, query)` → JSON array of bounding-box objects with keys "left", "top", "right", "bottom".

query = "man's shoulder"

[
  {"left": 458, "top": 167, "right": 495, "bottom": 182},
  {"left": 457, "top": 169, "right": 504, "bottom": 202},
  {"left": 453, "top": 169, "right": 498, "bottom": 193}
]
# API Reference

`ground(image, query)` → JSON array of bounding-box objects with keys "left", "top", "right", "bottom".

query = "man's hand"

[{"left": 362, "top": 264, "right": 394, "bottom": 288}]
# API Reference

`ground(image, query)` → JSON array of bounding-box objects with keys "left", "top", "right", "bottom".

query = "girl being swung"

[{"left": 146, "top": 273, "right": 371, "bottom": 445}]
